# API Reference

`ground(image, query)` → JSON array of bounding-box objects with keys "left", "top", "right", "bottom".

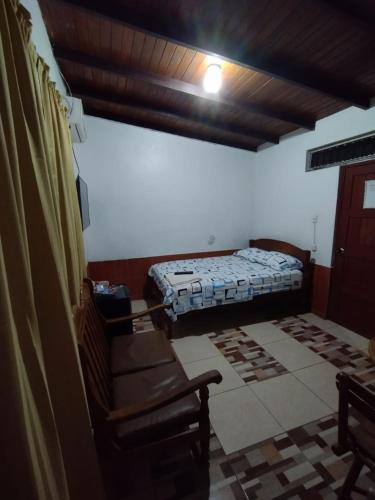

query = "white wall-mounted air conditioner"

[{"left": 69, "top": 97, "right": 87, "bottom": 143}]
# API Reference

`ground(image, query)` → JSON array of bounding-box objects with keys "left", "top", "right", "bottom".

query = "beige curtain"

[{"left": 0, "top": 1, "right": 104, "bottom": 499}]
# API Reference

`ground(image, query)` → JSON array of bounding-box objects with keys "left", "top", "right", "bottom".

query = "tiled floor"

[
  {"left": 251, "top": 373, "right": 332, "bottom": 431},
  {"left": 208, "top": 328, "right": 288, "bottom": 384},
  {"left": 172, "top": 335, "right": 221, "bottom": 363},
  {"left": 208, "top": 386, "right": 282, "bottom": 454},
  {"left": 241, "top": 322, "right": 291, "bottom": 345},
  {"left": 228, "top": 414, "right": 374, "bottom": 500},
  {"left": 172, "top": 314, "right": 373, "bottom": 457},
  {"left": 140, "top": 417, "right": 374, "bottom": 500},
  {"left": 294, "top": 362, "right": 340, "bottom": 411},
  {"left": 183, "top": 355, "right": 245, "bottom": 396},
  {"left": 131, "top": 299, "right": 148, "bottom": 313},
  {"left": 129, "top": 309, "right": 375, "bottom": 499},
  {"left": 298, "top": 314, "right": 369, "bottom": 356},
  {"left": 263, "top": 337, "right": 323, "bottom": 372}
]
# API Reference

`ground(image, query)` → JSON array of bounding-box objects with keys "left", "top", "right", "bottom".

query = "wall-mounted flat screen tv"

[{"left": 76, "top": 175, "right": 90, "bottom": 230}]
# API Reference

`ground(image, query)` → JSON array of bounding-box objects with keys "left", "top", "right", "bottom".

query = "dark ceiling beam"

[
  {"left": 55, "top": 45, "right": 315, "bottom": 130},
  {"left": 71, "top": 84, "right": 279, "bottom": 144},
  {"left": 313, "top": 0, "right": 375, "bottom": 34},
  {"left": 83, "top": 106, "right": 258, "bottom": 152},
  {"left": 56, "top": 0, "right": 372, "bottom": 109}
]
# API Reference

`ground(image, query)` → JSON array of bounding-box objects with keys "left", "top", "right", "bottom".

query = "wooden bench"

[
  {"left": 81, "top": 279, "right": 176, "bottom": 376},
  {"left": 74, "top": 280, "right": 222, "bottom": 470}
]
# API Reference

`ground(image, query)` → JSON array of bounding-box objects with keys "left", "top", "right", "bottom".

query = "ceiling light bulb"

[{"left": 203, "top": 64, "right": 222, "bottom": 93}]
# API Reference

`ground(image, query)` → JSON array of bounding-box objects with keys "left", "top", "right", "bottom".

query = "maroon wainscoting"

[
  {"left": 88, "top": 249, "right": 236, "bottom": 299},
  {"left": 311, "top": 264, "right": 332, "bottom": 318}
]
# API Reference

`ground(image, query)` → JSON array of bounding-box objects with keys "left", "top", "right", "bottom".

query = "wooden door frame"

[{"left": 328, "top": 159, "right": 375, "bottom": 320}]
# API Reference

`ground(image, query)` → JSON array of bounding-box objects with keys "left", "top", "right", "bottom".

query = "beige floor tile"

[
  {"left": 209, "top": 386, "right": 283, "bottom": 454},
  {"left": 294, "top": 362, "right": 340, "bottom": 411},
  {"left": 183, "top": 356, "right": 245, "bottom": 396},
  {"left": 298, "top": 313, "right": 336, "bottom": 330},
  {"left": 241, "top": 322, "right": 290, "bottom": 345},
  {"left": 251, "top": 373, "right": 332, "bottom": 431},
  {"left": 172, "top": 335, "right": 220, "bottom": 363},
  {"left": 131, "top": 299, "right": 148, "bottom": 313},
  {"left": 299, "top": 313, "right": 369, "bottom": 355},
  {"left": 264, "top": 338, "right": 323, "bottom": 372},
  {"left": 325, "top": 324, "right": 369, "bottom": 355}
]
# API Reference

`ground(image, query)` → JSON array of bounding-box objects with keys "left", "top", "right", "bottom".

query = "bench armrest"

[
  {"left": 107, "top": 370, "right": 222, "bottom": 424},
  {"left": 105, "top": 303, "right": 171, "bottom": 325}
]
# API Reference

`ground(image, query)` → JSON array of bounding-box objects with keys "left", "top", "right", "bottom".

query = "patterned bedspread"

[{"left": 148, "top": 255, "right": 303, "bottom": 320}]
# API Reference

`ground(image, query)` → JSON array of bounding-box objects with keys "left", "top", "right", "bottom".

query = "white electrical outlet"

[
  {"left": 312, "top": 244, "right": 317, "bottom": 252},
  {"left": 312, "top": 215, "right": 318, "bottom": 223}
]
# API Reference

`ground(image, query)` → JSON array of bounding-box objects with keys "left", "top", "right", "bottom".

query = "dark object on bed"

[
  {"left": 149, "top": 238, "right": 312, "bottom": 338},
  {"left": 332, "top": 372, "right": 375, "bottom": 499}
]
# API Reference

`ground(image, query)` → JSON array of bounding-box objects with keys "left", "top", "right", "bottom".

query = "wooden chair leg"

[
  {"left": 332, "top": 443, "right": 350, "bottom": 456},
  {"left": 199, "top": 386, "right": 210, "bottom": 466},
  {"left": 338, "top": 455, "right": 364, "bottom": 500}
]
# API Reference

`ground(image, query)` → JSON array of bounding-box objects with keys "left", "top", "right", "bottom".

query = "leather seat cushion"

[
  {"left": 113, "top": 362, "right": 200, "bottom": 448},
  {"left": 110, "top": 330, "right": 175, "bottom": 376}
]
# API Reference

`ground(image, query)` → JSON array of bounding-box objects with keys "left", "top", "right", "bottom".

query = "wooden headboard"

[{"left": 249, "top": 239, "right": 312, "bottom": 289}]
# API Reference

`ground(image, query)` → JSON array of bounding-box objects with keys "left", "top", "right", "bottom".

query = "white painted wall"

[
  {"left": 74, "top": 116, "right": 256, "bottom": 261},
  {"left": 252, "top": 106, "right": 375, "bottom": 267},
  {"left": 76, "top": 107, "right": 375, "bottom": 264},
  {"left": 21, "top": 0, "right": 66, "bottom": 95}
]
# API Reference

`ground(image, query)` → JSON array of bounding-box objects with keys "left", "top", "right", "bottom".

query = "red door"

[{"left": 329, "top": 161, "right": 375, "bottom": 339}]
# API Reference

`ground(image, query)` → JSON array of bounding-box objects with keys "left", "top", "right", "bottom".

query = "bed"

[{"left": 148, "top": 239, "right": 312, "bottom": 330}]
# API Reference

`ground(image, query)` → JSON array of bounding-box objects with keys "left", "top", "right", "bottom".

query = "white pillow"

[
  {"left": 234, "top": 247, "right": 268, "bottom": 262},
  {"left": 235, "top": 248, "right": 303, "bottom": 271},
  {"left": 262, "top": 251, "right": 303, "bottom": 271}
]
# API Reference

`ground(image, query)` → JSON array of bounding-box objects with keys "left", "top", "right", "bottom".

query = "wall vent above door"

[{"left": 306, "top": 131, "right": 375, "bottom": 172}]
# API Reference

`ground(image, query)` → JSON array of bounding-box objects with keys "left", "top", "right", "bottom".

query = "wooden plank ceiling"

[{"left": 39, "top": 0, "right": 375, "bottom": 152}]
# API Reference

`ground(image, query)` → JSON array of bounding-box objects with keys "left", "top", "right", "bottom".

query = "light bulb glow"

[{"left": 203, "top": 64, "right": 222, "bottom": 93}]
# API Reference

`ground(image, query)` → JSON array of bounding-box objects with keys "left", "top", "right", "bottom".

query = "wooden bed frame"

[{"left": 148, "top": 239, "right": 312, "bottom": 338}]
